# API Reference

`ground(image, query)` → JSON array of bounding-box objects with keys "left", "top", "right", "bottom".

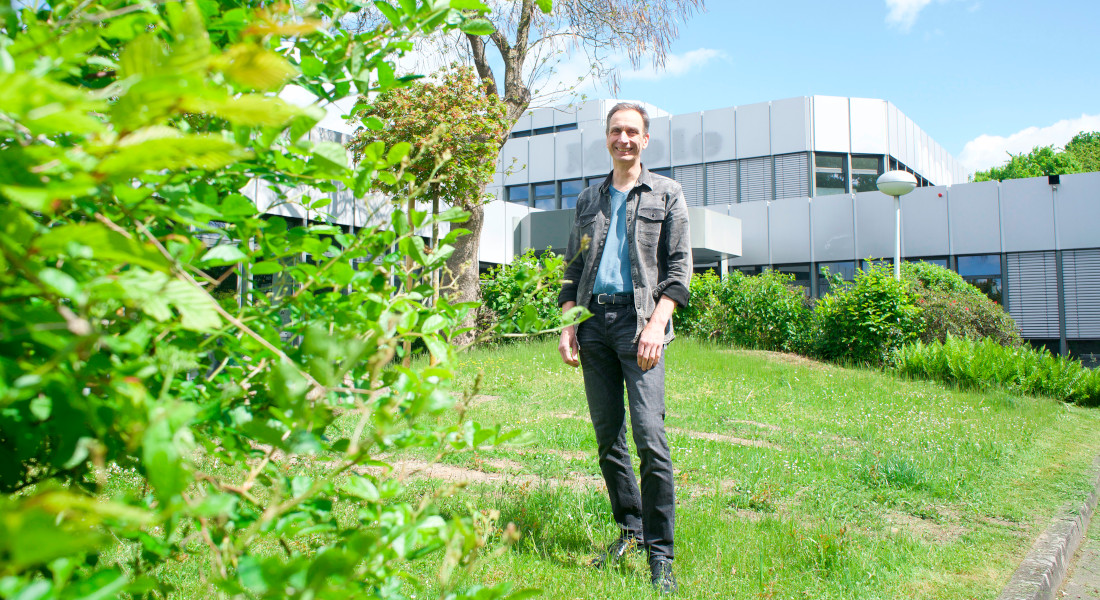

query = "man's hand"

[
  {"left": 559, "top": 324, "right": 580, "bottom": 367},
  {"left": 638, "top": 295, "right": 676, "bottom": 371},
  {"left": 559, "top": 300, "right": 580, "bottom": 367}
]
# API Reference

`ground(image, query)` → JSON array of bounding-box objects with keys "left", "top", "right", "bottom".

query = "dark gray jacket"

[{"left": 557, "top": 166, "right": 692, "bottom": 343}]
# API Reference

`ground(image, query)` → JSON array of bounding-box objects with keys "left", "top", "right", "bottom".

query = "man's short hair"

[{"left": 606, "top": 102, "right": 650, "bottom": 135}]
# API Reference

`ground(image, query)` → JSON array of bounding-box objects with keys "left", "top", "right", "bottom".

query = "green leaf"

[
  {"left": 459, "top": 18, "right": 495, "bottom": 36},
  {"left": 449, "top": 0, "right": 491, "bottom": 9},
  {"left": 422, "top": 314, "right": 447, "bottom": 334},
  {"left": 313, "top": 141, "right": 348, "bottom": 170},
  {"left": 251, "top": 261, "right": 283, "bottom": 275},
  {"left": 300, "top": 55, "right": 324, "bottom": 77},
  {"left": 341, "top": 475, "right": 380, "bottom": 501},
  {"left": 200, "top": 244, "right": 246, "bottom": 266},
  {"left": 536, "top": 0, "right": 552, "bottom": 14},
  {"left": 182, "top": 94, "right": 303, "bottom": 127},
  {"left": 162, "top": 279, "right": 222, "bottom": 331},
  {"left": 215, "top": 43, "right": 297, "bottom": 91},
  {"left": 422, "top": 334, "right": 449, "bottom": 363},
  {"left": 34, "top": 223, "right": 169, "bottom": 272},
  {"left": 98, "top": 135, "right": 246, "bottom": 177},
  {"left": 386, "top": 142, "right": 411, "bottom": 165}
]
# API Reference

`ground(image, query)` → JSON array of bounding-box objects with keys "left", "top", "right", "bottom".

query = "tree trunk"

[{"left": 443, "top": 201, "right": 484, "bottom": 347}]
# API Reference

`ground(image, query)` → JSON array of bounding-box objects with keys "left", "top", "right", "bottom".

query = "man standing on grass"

[{"left": 557, "top": 102, "right": 692, "bottom": 594}]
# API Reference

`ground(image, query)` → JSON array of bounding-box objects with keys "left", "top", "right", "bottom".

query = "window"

[
  {"left": 532, "top": 182, "right": 556, "bottom": 210},
  {"left": 510, "top": 130, "right": 531, "bottom": 139},
  {"left": 560, "top": 179, "right": 584, "bottom": 209},
  {"left": 773, "top": 263, "right": 811, "bottom": 295},
  {"left": 861, "top": 258, "right": 893, "bottom": 271},
  {"left": 650, "top": 167, "right": 672, "bottom": 179},
  {"left": 851, "top": 155, "right": 883, "bottom": 193},
  {"left": 735, "top": 265, "right": 763, "bottom": 277},
  {"left": 957, "top": 254, "right": 1002, "bottom": 303},
  {"left": 814, "top": 154, "right": 847, "bottom": 196},
  {"left": 534, "top": 126, "right": 554, "bottom": 135},
  {"left": 586, "top": 176, "right": 606, "bottom": 188},
  {"left": 906, "top": 256, "right": 948, "bottom": 268},
  {"left": 506, "top": 185, "right": 529, "bottom": 205},
  {"left": 817, "top": 261, "right": 856, "bottom": 297},
  {"left": 556, "top": 123, "right": 578, "bottom": 133}
]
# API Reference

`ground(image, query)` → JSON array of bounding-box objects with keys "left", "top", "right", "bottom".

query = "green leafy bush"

[
  {"left": 682, "top": 270, "right": 812, "bottom": 353},
  {"left": 813, "top": 264, "right": 924, "bottom": 365},
  {"left": 479, "top": 247, "right": 572, "bottom": 336},
  {"left": 894, "top": 335, "right": 1100, "bottom": 405},
  {"left": 0, "top": 1, "right": 550, "bottom": 598},
  {"left": 901, "top": 261, "right": 1021, "bottom": 346}
]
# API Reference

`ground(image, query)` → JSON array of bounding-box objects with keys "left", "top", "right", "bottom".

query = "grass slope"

[{"left": 421, "top": 337, "right": 1100, "bottom": 600}]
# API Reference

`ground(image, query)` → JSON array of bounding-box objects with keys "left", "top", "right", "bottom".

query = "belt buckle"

[{"left": 597, "top": 293, "right": 610, "bottom": 305}]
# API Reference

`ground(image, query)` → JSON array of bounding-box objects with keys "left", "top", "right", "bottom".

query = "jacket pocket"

[{"left": 635, "top": 207, "right": 665, "bottom": 247}]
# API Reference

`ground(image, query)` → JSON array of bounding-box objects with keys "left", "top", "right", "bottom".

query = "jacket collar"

[{"left": 599, "top": 164, "right": 654, "bottom": 195}]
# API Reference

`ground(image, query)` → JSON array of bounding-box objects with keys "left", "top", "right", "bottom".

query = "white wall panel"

[
  {"left": 527, "top": 135, "right": 555, "bottom": 183},
  {"left": 901, "top": 186, "right": 949, "bottom": 257},
  {"left": 1055, "top": 171, "right": 1100, "bottom": 250},
  {"left": 771, "top": 97, "right": 811, "bottom": 155},
  {"left": 582, "top": 126, "right": 610, "bottom": 177},
  {"left": 727, "top": 201, "right": 769, "bottom": 265},
  {"left": 769, "top": 197, "right": 811, "bottom": 264},
  {"left": 502, "top": 138, "right": 529, "bottom": 185},
  {"left": 531, "top": 107, "right": 554, "bottom": 130},
  {"left": 576, "top": 100, "right": 604, "bottom": 124},
  {"left": 905, "top": 117, "right": 916, "bottom": 169},
  {"left": 735, "top": 102, "right": 771, "bottom": 158},
  {"left": 811, "top": 194, "right": 855, "bottom": 261},
  {"left": 812, "top": 96, "right": 850, "bottom": 154},
  {"left": 888, "top": 103, "right": 901, "bottom": 163},
  {"left": 554, "top": 106, "right": 577, "bottom": 127},
  {"left": 850, "top": 97, "right": 887, "bottom": 155},
  {"left": 555, "top": 129, "right": 583, "bottom": 180},
  {"left": 671, "top": 112, "right": 703, "bottom": 166},
  {"left": 478, "top": 199, "right": 509, "bottom": 265},
  {"left": 948, "top": 180, "right": 1001, "bottom": 255},
  {"left": 1001, "top": 177, "right": 1055, "bottom": 252},
  {"left": 702, "top": 107, "right": 736, "bottom": 162},
  {"left": 854, "top": 191, "right": 895, "bottom": 260},
  {"left": 646, "top": 116, "right": 671, "bottom": 169}
]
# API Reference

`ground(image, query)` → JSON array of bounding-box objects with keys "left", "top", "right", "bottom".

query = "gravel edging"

[{"left": 997, "top": 455, "right": 1100, "bottom": 600}]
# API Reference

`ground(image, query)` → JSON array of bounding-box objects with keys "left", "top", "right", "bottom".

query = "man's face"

[{"left": 606, "top": 109, "right": 649, "bottom": 168}]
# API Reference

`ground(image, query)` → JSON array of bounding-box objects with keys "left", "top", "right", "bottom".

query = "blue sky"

[{"left": 575, "top": 0, "right": 1099, "bottom": 175}]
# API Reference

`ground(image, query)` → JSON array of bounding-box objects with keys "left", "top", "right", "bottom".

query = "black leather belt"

[{"left": 595, "top": 293, "right": 634, "bottom": 305}]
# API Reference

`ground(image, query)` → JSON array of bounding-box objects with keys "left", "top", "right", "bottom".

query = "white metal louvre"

[
  {"left": 739, "top": 157, "right": 773, "bottom": 203},
  {"left": 674, "top": 163, "right": 705, "bottom": 207},
  {"left": 1007, "top": 251, "right": 1059, "bottom": 339},
  {"left": 1063, "top": 248, "right": 1100, "bottom": 339},
  {"left": 774, "top": 153, "right": 809, "bottom": 199},
  {"left": 705, "top": 160, "right": 737, "bottom": 206}
]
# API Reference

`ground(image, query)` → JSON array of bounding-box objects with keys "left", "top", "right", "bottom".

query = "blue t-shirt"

[{"left": 593, "top": 185, "right": 634, "bottom": 295}]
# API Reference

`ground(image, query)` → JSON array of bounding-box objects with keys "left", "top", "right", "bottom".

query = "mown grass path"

[{"left": 411, "top": 338, "right": 1100, "bottom": 599}]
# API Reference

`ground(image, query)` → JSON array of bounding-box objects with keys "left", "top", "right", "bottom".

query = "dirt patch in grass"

[
  {"left": 885, "top": 509, "right": 969, "bottom": 544},
  {"left": 358, "top": 458, "right": 603, "bottom": 491},
  {"left": 464, "top": 394, "right": 501, "bottom": 408},
  {"left": 720, "top": 348, "right": 836, "bottom": 371},
  {"left": 668, "top": 427, "right": 783, "bottom": 450}
]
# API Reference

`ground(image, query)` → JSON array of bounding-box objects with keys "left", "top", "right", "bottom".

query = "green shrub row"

[
  {"left": 895, "top": 335, "right": 1100, "bottom": 406},
  {"left": 679, "top": 270, "right": 813, "bottom": 353},
  {"left": 479, "top": 247, "right": 566, "bottom": 335}
]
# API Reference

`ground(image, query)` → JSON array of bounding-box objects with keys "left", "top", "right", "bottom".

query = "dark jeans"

[{"left": 577, "top": 301, "right": 675, "bottom": 561}]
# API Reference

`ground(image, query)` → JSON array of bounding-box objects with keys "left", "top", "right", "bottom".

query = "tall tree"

[
  {"left": 973, "top": 130, "right": 1100, "bottom": 182},
  {"left": 372, "top": 0, "right": 706, "bottom": 326},
  {"left": 1065, "top": 131, "right": 1100, "bottom": 173},
  {"left": 347, "top": 66, "right": 509, "bottom": 307}
]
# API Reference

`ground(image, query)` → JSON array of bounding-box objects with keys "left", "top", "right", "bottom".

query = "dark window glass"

[
  {"left": 852, "top": 156, "right": 881, "bottom": 171},
  {"left": 560, "top": 179, "right": 584, "bottom": 209},
  {"left": 774, "top": 264, "right": 811, "bottom": 295},
  {"left": 906, "top": 257, "right": 948, "bottom": 268},
  {"left": 957, "top": 254, "right": 1000, "bottom": 276},
  {"left": 851, "top": 155, "right": 883, "bottom": 193},
  {"left": 556, "top": 123, "right": 578, "bottom": 132},
  {"left": 533, "top": 126, "right": 554, "bottom": 135},
  {"left": 587, "top": 176, "right": 606, "bottom": 188},
  {"left": 814, "top": 153, "right": 847, "bottom": 195},
  {"left": 861, "top": 258, "right": 893, "bottom": 271},
  {"left": 817, "top": 260, "right": 856, "bottom": 297},
  {"left": 510, "top": 130, "right": 531, "bottom": 138},
  {"left": 650, "top": 167, "right": 672, "bottom": 178},
  {"left": 533, "top": 182, "right": 556, "bottom": 210},
  {"left": 735, "top": 265, "right": 763, "bottom": 276},
  {"left": 966, "top": 277, "right": 1003, "bottom": 304},
  {"left": 506, "top": 185, "right": 529, "bottom": 205}
]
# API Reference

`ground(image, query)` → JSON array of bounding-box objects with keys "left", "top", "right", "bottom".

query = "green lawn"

[{"left": 394, "top": 337, "right": 1100, "bottom": 600}]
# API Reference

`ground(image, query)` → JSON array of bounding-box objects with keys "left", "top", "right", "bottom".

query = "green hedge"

[
  {"left": 680, "top": 270, "right": 812, "bottom": 353},
  {"left": 895, "top": 334, "right": 1100, "bottom": 405}
]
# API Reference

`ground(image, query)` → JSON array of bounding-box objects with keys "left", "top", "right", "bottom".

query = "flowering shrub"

[{"left": 902, "top": 262, "right": 1021, "bottom": 346}]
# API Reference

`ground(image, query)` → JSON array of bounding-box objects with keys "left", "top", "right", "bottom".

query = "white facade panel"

[
  {"left": 501, "top": 138, "right": 529, "bottom": 185},
  {"left": 555, "top": 129, "right": 584, "bottom": 180},
  {"left": 671, "top": 112, "right": 703, "bottom": 165},
  {"left": 553, "top": 106, "right": 577, "bottom": 127},
  {"left": 576, "top": 101, "right": 604, "bottom": 124},
  {"left": 948, "top": 180, "right": 1001, "bottom": 255},
  {"left": 582, "top": 126, "right": 610, "bottom": 177},
  {"left": 901, "top": 186, "right": 949, "bottom": 257},
  {"left": 735, "top": 102, "right": 771, "bottom": 158},
  {"left": 479, "top": 199, "right": 510, "bottom": 265},
  {"left": 531, "top": 107, "right": 554, "bottom": 130},
  {"left": 512, "top": 112, "right": 532, "bottom": 135},
  {"left": 811, "top": 194, "right": 855, "bottom": 261},
  {"left": 702, "top": 107, "right": 736, "bottom": 162},
  {"left": 1001, "top": 177, "right": 1055, "bottom": 252},
  {"left": 1055, "top": 171, "right": 1100, "bottom": 250},
  {"left": 769, "top": 197, "right": 811, "bottom": 264},
  {"left": 849, "top": 97, "right": 887, "bottom": 155},
  {"left": 905, "top": 117, "right": 916, "bottom": 169},
  {"left": 888, "top": 103, "right": 901, "bottom": 163},
  {"left": 727, "top": 201, "right": 769, "bottom": 266},
  {"left": 771, "top": 97, "right": 811, "bottom": 155},
  {"left": 527, "top": 135, "right": 555, "bottom": 183},
  {"left": 854, "top": 191, "right": 896, "bottom": 261},
  {"left": 812, "top": 96, "right": 850, "bottom": 154},
  {"left": 647, "top": 116, "right": 672, "bottom": 169}
]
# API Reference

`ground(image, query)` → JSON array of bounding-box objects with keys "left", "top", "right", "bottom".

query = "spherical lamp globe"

[{"left": 877, "top": 171, "right": 918, "bottom": 197}]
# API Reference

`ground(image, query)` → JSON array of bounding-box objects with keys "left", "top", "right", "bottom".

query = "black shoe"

[
  {"left": 649, "top": 558, "right": 678, "bottom": 595},
  {"left": 590, "top": 534, "right": 641, "bottom": 569}
]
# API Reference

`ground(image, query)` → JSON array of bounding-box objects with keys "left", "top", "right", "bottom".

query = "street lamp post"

[{"left": 876, "top": 170, "right": 918, "bottom": 280}]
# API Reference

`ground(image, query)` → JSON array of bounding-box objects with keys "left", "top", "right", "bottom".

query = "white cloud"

[
  {"left": 885, "top": 0, "right": 935, "bottom": 31},
  {"left": 958, "top": 114, "right": 1100, "bottom": 175},
  {"left": 620, "top": 48, "right": 727, "bottom": 82}
]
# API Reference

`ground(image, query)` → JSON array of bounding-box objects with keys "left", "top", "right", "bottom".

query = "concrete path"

[{"left": 1059, "top": 509, "right": 1100, "bottom": 599}]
